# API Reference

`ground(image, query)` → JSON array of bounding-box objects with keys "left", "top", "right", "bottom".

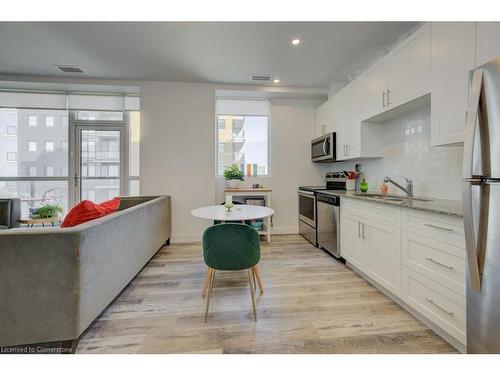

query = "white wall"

[
  {"left": 215, "top": 98, "right": 327, "bottom": 234},
  {"left": 140, "top": 82, "right": 326, "bottom": 242},
  {"left": 331, "top": 106, "right": 464, "bottom": 201},
  {"left": 140, "top": 81, "right": 217, "bottom": 242}
]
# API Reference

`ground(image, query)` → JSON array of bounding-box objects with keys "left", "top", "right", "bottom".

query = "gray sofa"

[
  {"left": 0, "top": 198, "right": 21, "bottom": 230},
  {"left": 0, "top": 195, "right": 171, "bottom": 351}
]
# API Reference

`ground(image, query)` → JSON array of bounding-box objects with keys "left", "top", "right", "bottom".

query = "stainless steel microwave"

[{"left": 311, "top": 133, "right": 336, "bottom": 162}]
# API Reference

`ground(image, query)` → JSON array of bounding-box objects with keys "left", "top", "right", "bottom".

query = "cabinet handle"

[
  {"left": 387, "top": 89, "right": 392, "bottom": 106},
  {"left": 358, "top": 221, "right": 361, "bottom": 238},
  {"left": 425, "top": 257, "right": 454, "bottom": 270},
  {"left": 424, "top": 223, "right": 453, "bottom": 232},
  {"left": 321, "top": 125, "right": 326, "bottom": 135},
  {"left": 361, "top": 223, "right": 365, "bottom": 239},
  {"left": 382, "top": 91, "right": 386, "bottom": 108},
  {"left": 345, "top": 144, "right": 349, "bottom": 157},
  {"left": 425, "top": 298, "right": 455, "bottom": 317}
]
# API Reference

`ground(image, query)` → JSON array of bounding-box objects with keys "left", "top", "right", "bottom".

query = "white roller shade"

[
  {"left": 68, "top": 94, "right": 124, "bottom": 111},
  {"left": 216, "top": 99, "right": 270, "bottom": 116},
  {"left": 124, "top": 96, "right": 140, "bottom": 111},
  {"left": 0, "top": 92, "right": 67, "bottom": 109}
]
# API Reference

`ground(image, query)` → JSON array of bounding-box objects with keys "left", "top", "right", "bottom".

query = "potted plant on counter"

[{"left": 224, "top": 164, "right": 244, "bottom": 189}]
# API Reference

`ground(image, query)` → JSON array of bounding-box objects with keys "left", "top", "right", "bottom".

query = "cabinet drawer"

[
  {"left": 401, "top": 209, "right": 464, "bottom": 247},
  {"left": 402, "top": 267, "right": 466, "bottom": 344},
  {"left": 402, "top": 231, "right": 466, "bottom": 295}
]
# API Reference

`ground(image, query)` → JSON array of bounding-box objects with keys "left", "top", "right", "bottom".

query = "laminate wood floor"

[{"left": 77, "top": 234, "right": 456, "bottom": 354}]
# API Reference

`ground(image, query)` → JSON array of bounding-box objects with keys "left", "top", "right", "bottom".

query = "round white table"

[
  {"left": 191, "top": 204, "right": 274, "bottom": 296},
  {"left": 191, "top": 204, "right": 274, "bottom": 224}
]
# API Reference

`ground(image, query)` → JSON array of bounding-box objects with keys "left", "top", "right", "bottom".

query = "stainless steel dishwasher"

[{"left": 316, "top": 193, "right": 340, "bottom": 257}]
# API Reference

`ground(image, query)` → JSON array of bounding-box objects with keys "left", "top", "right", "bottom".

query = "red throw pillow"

[
  {"left": 61, "top": 200, "right": 107, "bottom": 228},
  {"left": 99, "top": 197, "right": 121, "bottom": 213}
]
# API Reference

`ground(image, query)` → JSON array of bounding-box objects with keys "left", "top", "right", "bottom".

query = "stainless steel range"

[{"left": 298, "top": 172, "right": 346, "bottom": 250}]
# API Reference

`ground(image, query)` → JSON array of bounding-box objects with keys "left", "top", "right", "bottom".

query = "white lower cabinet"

[
  {"left": 402, "top": 267, "right": 466, "bottom": 344},
  {"left": 340, "top": 199, "right": 401, "bottom": 297},
  {"left": 340, "top": 199, "right": 466, "bottom": 348}
]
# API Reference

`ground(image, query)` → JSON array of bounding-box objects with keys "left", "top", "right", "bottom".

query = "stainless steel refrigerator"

[{"left": 463, "top": 57, "right": 500, "bottom": 353}]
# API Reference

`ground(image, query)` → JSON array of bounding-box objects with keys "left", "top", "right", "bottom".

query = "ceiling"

[{"left": 0, "top": 22, "right": 418, "bottom": 88}]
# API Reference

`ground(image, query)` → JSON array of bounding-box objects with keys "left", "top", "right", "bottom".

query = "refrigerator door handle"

[
  {"left": 463, "top": 68, "right": 483, "bottom": 180},
  {"left": 464, "top": 180, "right": 482, "bottom": 292}
]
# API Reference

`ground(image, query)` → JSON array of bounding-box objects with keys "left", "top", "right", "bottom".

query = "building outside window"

[
  {"left": 6, "top": 126, "right": 17, "bottom": 136},
  {"left": 215, "top": 99, "right": 270, "bottom": 177},
  {"left": 28, "top": 166, "right": 37, "bottom": 177},
  {"left": 28, "top": 141, "right": 37, "bottom": 152},
  {"left": 6, "top": 152, "right": 17, "bottom": 161},
  {"left": 45, "top": 141, "right": 54, "bottom": 152},
  {"left": 45, "top": 166, "right": 54, "bottom": 177},
  {"left": 61, "top": 141, "right": 68, "bottom": 150},
  {"left": 45, "top": 116, "right": 54, "bottom": 127},
  {"left": 28, "top": 115, "right": 37, "bottom": 127}
]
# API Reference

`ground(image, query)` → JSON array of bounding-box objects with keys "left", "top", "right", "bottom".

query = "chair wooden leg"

[
  {"left": 248, "top": 269, "right": 257, "bottom": 322},
  {"left": 202, "top": 268, "right": 213, "bottom": 297},
  {"left": 252, "top": 267, "right": 257, "bottom": 291},
  {"left": 253, "top": 265, "right": 264, "bottom": 295},
  {"left": 204, "top": 270, "right": 215, "bottom": 322}
]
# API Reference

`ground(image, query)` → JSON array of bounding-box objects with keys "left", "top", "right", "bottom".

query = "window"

[
  {"left": 61, "top": 141, "right": 68, "bottom": 151},
  {"left": 216, "top": 99, "right": 270, "bottom": 176},
  {"left": 28, "top": 115, "right": 37, "bottom": 127},
  {"left": 218, "top": 118, "right": 226, "bottom": 129},
  {"left": 1, "top": 109, "right": 68, "bottom": 178},
  {"left": 45, "top": 116, "right": 54, "bottom": 127},
  {"left": 218, "top": 142, "right": 226, "bottom": 153},
  {"left": 6, "top": 152, "right": 17, "bottom": 161},
  {"left": 28, "top": 166, "right": 37, "bottom": 176},
  {"left": 45, "top": 166, "right": 54, "bottom": 177},
  {"left": 6, "top": 126, "right": 17, "bottom": 136}
]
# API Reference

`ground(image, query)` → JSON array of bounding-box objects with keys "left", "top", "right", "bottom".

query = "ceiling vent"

[
  {"left": 53, "top": 65, "right": 86, "bottom": 73},
  {"left": 250, "top": 74, "right": 271, "bottom": 82}
]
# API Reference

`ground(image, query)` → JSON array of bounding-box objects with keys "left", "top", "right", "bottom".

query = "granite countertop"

[{"left": 318, "top": 190, "right": 463, "bottom": 218}]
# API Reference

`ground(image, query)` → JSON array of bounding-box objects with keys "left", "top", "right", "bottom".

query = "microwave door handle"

[
  {"left": 463, "top": 69, "right": 483, "bottom": 180},
  {"left": 322, "top": 138, "right": 327, "bottom": 156}
]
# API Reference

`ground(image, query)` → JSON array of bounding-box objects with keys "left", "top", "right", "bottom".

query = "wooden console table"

[
  {"left": 19, "top": 217, "right": 61, "bottom": 227},
  {"left": 224, "top": 188, "right": 272, "bottom": 242}
]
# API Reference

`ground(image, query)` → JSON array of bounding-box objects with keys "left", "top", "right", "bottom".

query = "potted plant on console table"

[{"left": 224, "top": 164, "right": 244, "bottom": 189}]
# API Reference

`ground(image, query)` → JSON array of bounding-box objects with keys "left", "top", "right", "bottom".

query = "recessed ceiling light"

[
  {"left": 291, "top": 39, "right": 301, "bottom": 45},
  {"left": 273, "top": 79, "right": 280, "bottom": 83}
]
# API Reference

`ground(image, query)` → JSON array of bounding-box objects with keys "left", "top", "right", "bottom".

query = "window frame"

[{"left": 215, "top": 112, "right": 271, "bottom": 178}]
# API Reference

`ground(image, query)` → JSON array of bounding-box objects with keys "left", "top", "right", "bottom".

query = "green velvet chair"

[{"left": 202, "top": 223, "right": 261, "bottom": 322}]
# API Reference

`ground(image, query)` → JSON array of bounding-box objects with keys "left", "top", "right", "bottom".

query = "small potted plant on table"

[{"left": 224, "top": 164, "right": 244, "bottom": 189}]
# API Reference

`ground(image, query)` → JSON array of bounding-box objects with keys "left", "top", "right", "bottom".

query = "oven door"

[{"left": 298, "top": 190, "right": 316, "bottom": 227}]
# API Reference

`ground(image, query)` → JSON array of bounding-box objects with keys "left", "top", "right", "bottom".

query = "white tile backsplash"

[{"left": 331, "top": 106, "right": 464, "bottom": 201}]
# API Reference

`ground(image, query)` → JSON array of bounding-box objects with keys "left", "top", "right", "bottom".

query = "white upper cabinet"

[
  {"left": 431, "top": 22, "right": 476, "bottom": 146},
  {"left": 314, "top": 97, "right": 335, "bottom": 137},
  {"left": 361, "top": 60, "right": 389, "bottom": 120},
  {"left": 361, "top": 24, "right": 431, "bottom": 121},
  {"left": 476, "top": 22, "right": 500, "bottom": 67},
  {"left": 389, "top": 23, "right": 431, "bottom": 108}
]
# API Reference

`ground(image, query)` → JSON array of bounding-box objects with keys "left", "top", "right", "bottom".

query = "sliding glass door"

[{"left": 72, "top": 120, "right": 128, "bottom": 204}]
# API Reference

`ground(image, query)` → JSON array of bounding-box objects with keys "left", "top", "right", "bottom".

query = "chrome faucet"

[{"left": 384, "top": 176, "right": 413, "bottom": 198}]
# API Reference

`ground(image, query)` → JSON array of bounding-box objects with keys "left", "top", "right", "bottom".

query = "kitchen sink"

[{"left": 353, "top": 193, "right": 432, "bottom": 202}]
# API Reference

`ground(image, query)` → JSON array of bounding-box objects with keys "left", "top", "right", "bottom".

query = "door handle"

[
  {"left": 73, "top": 173, "right": 79, "bottom": 187},
  {"left": 463, "top": 69, "right": 483, "bottom": 179}
]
